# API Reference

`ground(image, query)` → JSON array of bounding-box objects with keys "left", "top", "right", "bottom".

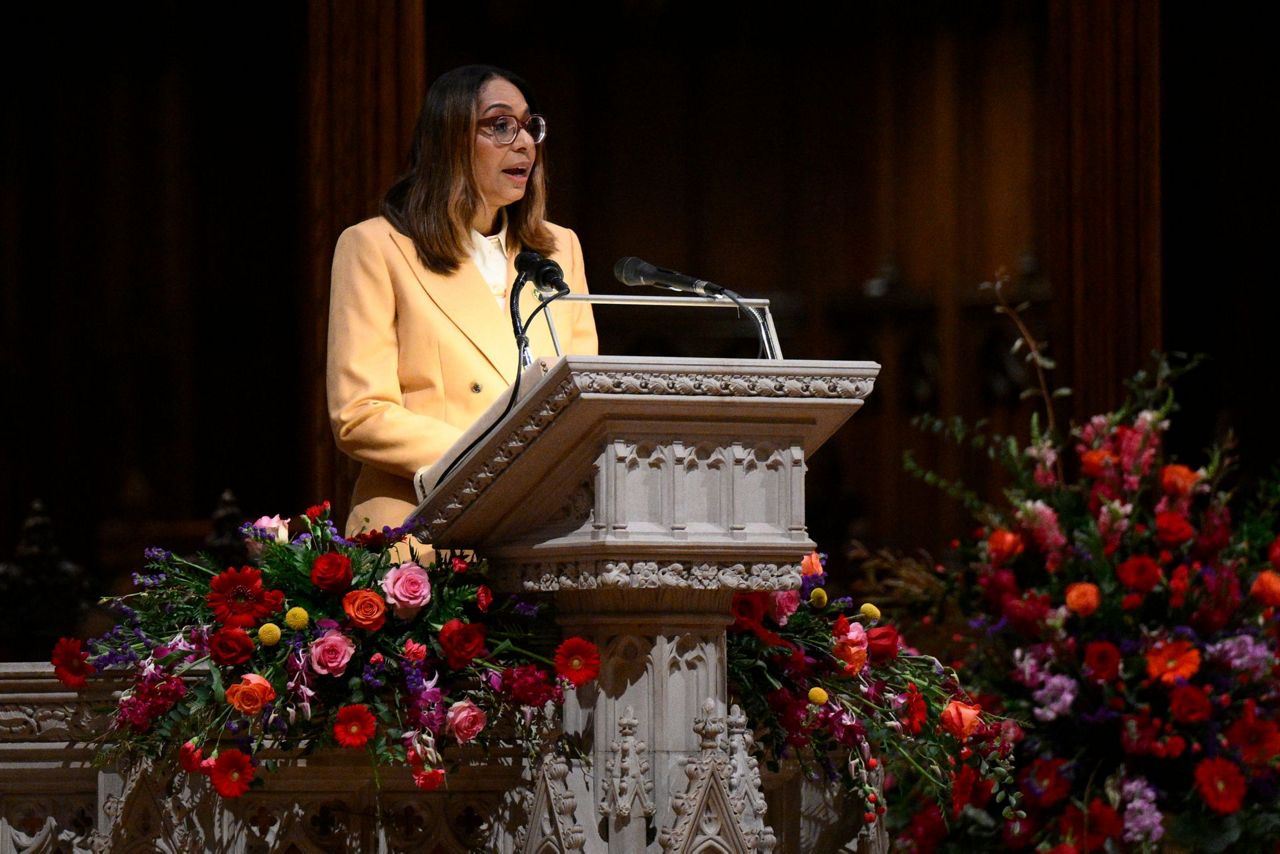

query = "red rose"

[
  {"left": 730, "top": 592, "right": 769, "bottom": 628},
  {"left": 438, "top": 619, "right": 486, "bottom": 668},
  {"left": 342, "top": 589, "right": 386, "bottom": 631},
  {"left": 1169, "top": 684, "right": 1212, "bottom": 724},
  {"left": 51, "top": 637, "right": 95, "bottom": 689},
  {"left": 476, "top": 584, "right": 493, "bottom": 613},
  {"left": 1195, "top": 757, "right": 1246, "bottom": 814},
  {"left": 310, "top": 553, "right": 353, "bottom": 592},
  {"left": 1155, "top": 512, "right": 1195, "bottom": 547},
  {"left": 987, "top": 529, "right": 1024, "bottom": 567},
  {"left": 1082, "top": 641, "right": 1121, "bottom": 682},
  {"left": 866, "top": 626, "right": 900, "bottom": 664},
  {"left": 209, "top": 627, "right": 255, "bottom": 665},
  {"left": 1116, "top": 555, "right": 1163, "bottom": 593}
]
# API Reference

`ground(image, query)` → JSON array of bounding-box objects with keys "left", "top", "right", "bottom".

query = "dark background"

[{"left": 2, "top": 1, "right": 1274, "bottom": 657}]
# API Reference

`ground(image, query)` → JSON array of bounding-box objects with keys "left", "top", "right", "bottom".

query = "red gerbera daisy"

[
  {"left": 1195, "top": 757, "right": 1246, "bottom": 814},
  {"left": 209, "top": 748, "right": 255, "bottom": 797},
  {"left": 333, "top": 703, "right": 377, "bottom": 748},
  {"left": 51, "top": 637, "right": 95, "bottom": 689},
  {"left": 554, "top": 637, "right": 601, "bottom": 687},
  {"left": 206, "top": 566, "right": 284, "bottom": 628}
]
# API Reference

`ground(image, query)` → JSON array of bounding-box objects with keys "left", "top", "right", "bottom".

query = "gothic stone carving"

[{"left": 658, "top": 700, "right": 776, "bottom": 854}]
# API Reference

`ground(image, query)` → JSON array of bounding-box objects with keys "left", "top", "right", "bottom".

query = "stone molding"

[{"left": 496, "top": 559, "right": 802, "bottom": 591}]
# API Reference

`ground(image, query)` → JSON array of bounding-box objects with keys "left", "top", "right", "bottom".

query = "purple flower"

[
  {"left": 1207, "top": 634, "right": 1275, "bottom": 681},
  {"left": 143, "top": 547, "right": 171, "bottom": 562},
  {"left": 513, "top": 599, "right": 541, "bottom": 618},
  {"left": 1121, "top": 776, "right": 1163, "bottom": 844},
  {"left": 1032, "top": 674, "right": 1078, "bottom": 722}
]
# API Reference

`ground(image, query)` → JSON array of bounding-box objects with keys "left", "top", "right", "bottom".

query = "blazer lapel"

[{"left": 387, "top": 229, "right": 518, "bottom": 384}]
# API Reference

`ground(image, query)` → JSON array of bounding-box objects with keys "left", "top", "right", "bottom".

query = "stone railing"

[{"left": 0, "top": 662, "right": 884, "bottom": 853}]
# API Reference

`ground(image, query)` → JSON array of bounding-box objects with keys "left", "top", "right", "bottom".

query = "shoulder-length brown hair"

[{"left": 382, "top": 64, "right": 555, "bottom": 275}]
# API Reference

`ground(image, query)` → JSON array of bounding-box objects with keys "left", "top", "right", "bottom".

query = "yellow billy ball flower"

[
  {"left": 258, "top": 623, "right": 282, "bottom": 646},
  {"left": 809, "top": 588, "right": 828, "bottom": 608},
  {"left": 808, "top": 687, "right": 829, "bottom": 705},
  {"left": 284, "top": 607, "right": 309, "bottom": 631},
  {"left": 860, "top": 602, "right": 882, "bottom": 622}
]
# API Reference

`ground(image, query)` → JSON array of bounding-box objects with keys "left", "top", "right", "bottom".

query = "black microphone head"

[
  {"left": 614, "top": 256, "right": 657, "bottom": 287},
  {"left": 534, "top": 258, "right": 569, "bottom": 294},
  {"left": 515, "top": 251, "right": 544, "bottom": 274}
]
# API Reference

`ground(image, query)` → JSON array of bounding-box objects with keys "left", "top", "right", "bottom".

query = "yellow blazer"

[{"left": 326, "top": 216, "right": 598, "bottom": 540}]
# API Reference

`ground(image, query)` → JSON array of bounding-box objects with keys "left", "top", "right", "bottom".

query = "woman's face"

[{"left": 472, "top": 77, "right": 535, "bottom": 233}]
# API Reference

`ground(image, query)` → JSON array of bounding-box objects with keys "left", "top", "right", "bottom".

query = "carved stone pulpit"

[{"left": 412, "top": 355, "right": 880, "bottom": 854}]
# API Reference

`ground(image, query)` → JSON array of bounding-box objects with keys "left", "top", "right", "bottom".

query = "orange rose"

[
  {"left": 1080, "top": 448, "right": 1118, "bottom": 478},
  {"left": 1250, "top": 570, "right": 1280, "bottom": 608},
  {"left": 800, "top": 551, "right": 824, "bottom": 576},
  {"left": 343, "top": 590, "right": 387, "bottom": 631},
  {"left": 987, "top": 529, "right": 1025, "bottom": 567},
  {"left": 225, "top": 673, "right": 276, "bottom": 715},
  {"left": 940, "top": 700, "right": 983, "bottom": 740},
  {"left": 1065, "top": 582, "right": 1101, "bottom": 617},
  {"left": 1160, "top": 464, "right": 1199, "bottom": 497}
]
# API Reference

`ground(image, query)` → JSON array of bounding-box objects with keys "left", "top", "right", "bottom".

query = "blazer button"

[{"left": 470, "top": 382, "right": 483, "bottom": 393}]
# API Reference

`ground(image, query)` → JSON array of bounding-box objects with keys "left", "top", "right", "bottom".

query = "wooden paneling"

[
  {"left": 1046, "top": 0, "right": 1163, "bottom": 418},
  {"left": 301, "top": 0, "right": 428, "bottom": 523}
]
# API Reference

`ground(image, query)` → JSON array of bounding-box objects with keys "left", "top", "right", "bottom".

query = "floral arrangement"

[
  {"left": 51, "top": 502, "right": 1018, "bottom": 840},
  {"left": 50, "top": 503, "right": 599, "bottom": 797},
  {"left": 725, "top": 552, "right": 1021, "bottom": 837},
  {"left": 897, "top": 281, "right": 1280, "bottom": 851}
]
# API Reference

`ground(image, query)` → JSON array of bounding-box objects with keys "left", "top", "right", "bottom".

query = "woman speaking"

[{"left": 326, "top": 65, "right": 598, "bottom": 547}]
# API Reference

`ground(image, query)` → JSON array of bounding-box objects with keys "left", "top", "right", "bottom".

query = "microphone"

[
  {"left": 531, "top": 258, "right": 569, "bottom": 295},
  {"left": 613, "top": 256, "right": 725, "bottom": 297},
  {"left": 515, "top": 250, "right": 543, "bottom": 276}
]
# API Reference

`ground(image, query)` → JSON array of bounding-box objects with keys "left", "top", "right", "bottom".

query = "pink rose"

[
  {"left": 252, "top": 515, "right": 290, "bottom": 544},
  {"left": 444, "top": 700, "right": 487, "bottom": 743},
  {"left": 768, "top": 590, "right": 802, "bottom": 626},
  {"left": 404, "top": 639, "right": 428, "bottom": 661},
  {"left": 381, "top": 562, "right": 433, "bottom": 620},
  {"left": 309, "top": 630, "right": 355, "bottom": 677}
]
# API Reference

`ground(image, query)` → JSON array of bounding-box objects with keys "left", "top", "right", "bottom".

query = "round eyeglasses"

[{"left": 476, "top": 114, "right": 547, "bottom": 145}]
